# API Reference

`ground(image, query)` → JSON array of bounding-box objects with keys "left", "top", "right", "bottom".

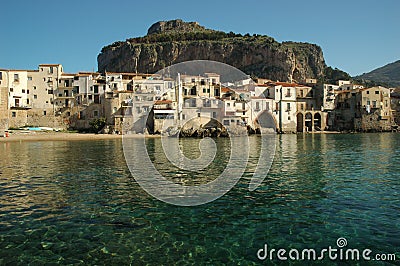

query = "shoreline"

[
  {"left": 0, "top": 131, "right": 161, "bottom": 142},
  {"left": 0, "top": 130, "right": 397, "bottom": 142}
]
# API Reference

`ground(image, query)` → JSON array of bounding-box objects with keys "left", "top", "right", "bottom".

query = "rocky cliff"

[{"left": 98, "top": 19, "right": 328, "bottom": 82}]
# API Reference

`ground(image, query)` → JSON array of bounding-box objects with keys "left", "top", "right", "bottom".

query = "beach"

[{"left": 0, "top": 131, "right": 162, "bottom": 142}]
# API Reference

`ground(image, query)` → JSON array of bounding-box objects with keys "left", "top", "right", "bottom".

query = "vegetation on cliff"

[
  {"left": 354, "top": 60, "right": 400, "bottom": 88},
  {"left": 98, "top": 19, "right": 350, "bottom": 84}
]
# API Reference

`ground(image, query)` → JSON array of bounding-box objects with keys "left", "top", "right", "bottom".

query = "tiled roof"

[
  {"left": 221, "top": 87, "right": 233, "bottom": 93},
  {"left": 155, "top": 100, "right": 172, "bottom": 104}
]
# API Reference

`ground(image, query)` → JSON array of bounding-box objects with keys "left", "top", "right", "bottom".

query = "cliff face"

[{"left": 98, "top": 20, "right": 327, "bottom": 82}]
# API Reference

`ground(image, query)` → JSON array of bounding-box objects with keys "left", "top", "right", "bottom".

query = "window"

[
  {"left": 113, "top": 107, "right": 117, "bottom": 113},
  {"left": 26, "top": 99, "right": 30, "bottom": 104},
  {"left": 49, "top": 67, "right": 53, "bottom": 74},
  {"left": 286, "top": 88, "right": 291, "bottom": 97},
  {"left": 255, "top": 101, "right": 260, "bottom": 110},
  {"left": 275, "top": 102, "right": 279, "bottom": 111},
  {"left": 197, "top": 113, "right": 200, "bottom": 117},
  {"left": 288, "top": 115, "right": 291, "bottom": 120},
  {"left": 88, "top": 95, "right": 92, "bottom": 100},
  {"left": 93, "top": 110, "right": 98, "bottom": 117},
  {"left": 385, "top": 100, "right": 388, "bottom": 108},
  {"left": 375, "top": 91, "right": 379, "bottom": 95},
  {"left": 227, "top": 103, "right": 231, "bottom": 107},
  {"left": 9, "top": 88, "right": 13, "bottom": 92},
  {"left": 43, "top": 111, "right": 47, "bottom": 116},
  {"left": 301, "top": 104, "right": 304, "bottom": 110},
  {"left": 0, "top": 72, "right": 2, "bottom": 80},
  {"left": 27, "top": 90, "right": 29, "bottom": 94},
  {"left": 366, "top": 91, "right": 369, "bottom": 94},
  {"left": 34, "top": 95, "right": 37, "bottom": 99},
  {"left": 212, "top": 112, "right": 217, "bottom": 119},
  {"left": 203, "top": 88, "right": 207, "bottom": 93},
  {"left": 12, "top": 112, "right": 16, "bottom": 117},
  {"left": 367, "top": 100, "right": 370, "bottom": 105},
  {"left": 33, "top": 86, "right": 36, "bottom": 90},
  {"left": 28, "top": 76, "right": 32, "bottom": 81},
  {"left": 14, "top": 74, "right": 19, "bottom": 81},
  {"left": 372, "top": 101, "right": 377, "bottom": 108},
  {"left": 223, "top": 120, "right": 230, "bottom": 126},
  {"left": 48, "top": 89, "right": 53, "bottom": 94},
  {"left": 22, "top": 89, "right": 25, "bottom": 93},
  {"left": 287, "top": 103, "right": 291, "bottom": 111}
]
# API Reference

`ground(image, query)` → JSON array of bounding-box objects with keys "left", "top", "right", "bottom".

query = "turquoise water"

[{"left": 0, "top": 134, "right": 399, "bottom": 265}]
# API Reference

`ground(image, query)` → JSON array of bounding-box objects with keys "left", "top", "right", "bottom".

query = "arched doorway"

[
  {"left": 314, "top": 113, "right": 322, "bottom": 131},
  {"left": 305, "top": 112, "right": 312, "bottom": 132},
  {"left": 255, "top": 111, "right": 277, "bottom": 133},
  {"left": 297, "top": 113, "right": 304, "bottom": 132}
]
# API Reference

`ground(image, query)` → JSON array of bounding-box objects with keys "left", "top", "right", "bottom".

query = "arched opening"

[
  {"left": 305, "top": 112, "right": 312, "bottom": 132},
  {"left": 314, "top": 113, "right": 322, "bottom": 131},
  {"left": 255, "top": 110, "right": 277, "bottom": 133},
  {"left": 297, "top": 113, "right": 304, "bottom": 132}
]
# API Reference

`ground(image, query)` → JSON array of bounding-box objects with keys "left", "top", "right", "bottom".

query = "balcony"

[
  {"left": 122, "top": 101, "right": 133, "bottom": 108},
  {"left": 11, "top": 104, "right": 31, "bottom": 110},
  {"left": 55, "top": 92, "right": 75, "bottom": 99}
]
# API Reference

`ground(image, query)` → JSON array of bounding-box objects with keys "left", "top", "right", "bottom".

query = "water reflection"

[{"left": 0, "top": 135, "right": 399, "bottom": 264}]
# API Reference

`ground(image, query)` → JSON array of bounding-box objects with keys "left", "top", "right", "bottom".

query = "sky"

[{"left": 0, "top": 0, "right": 399, "bottom": 77}]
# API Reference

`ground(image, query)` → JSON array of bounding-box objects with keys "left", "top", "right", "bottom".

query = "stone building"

[
  {"left": 330, "top": 86, "right": 393, "bottom": 132},
  {"left": 354, "top": 87, "right": 392, "bottom": 132},
  {"left": 390, "top": 88, "right": 400, "bottom": 127},
  {"left": 295, "top": 84, "right": 325, "bottom": 132}
]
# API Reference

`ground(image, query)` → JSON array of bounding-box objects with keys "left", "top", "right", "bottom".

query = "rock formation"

[{"left": 98, "top": 19, "right": 328, "bottom": 83}]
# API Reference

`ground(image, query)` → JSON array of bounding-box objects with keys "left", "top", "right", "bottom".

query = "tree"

[{"left": 89, "top": 117, "right": 106, "bottom": 133}]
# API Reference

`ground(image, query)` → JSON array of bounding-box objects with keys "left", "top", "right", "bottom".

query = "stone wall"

[{"left": 354, "top": 109, "right": 392, "bottom": 132}]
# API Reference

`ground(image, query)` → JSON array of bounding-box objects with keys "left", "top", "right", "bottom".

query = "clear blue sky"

[{"left": 1, "top": 0, "right": 399, "bottom": 76}]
